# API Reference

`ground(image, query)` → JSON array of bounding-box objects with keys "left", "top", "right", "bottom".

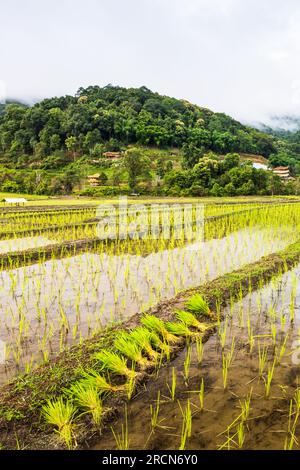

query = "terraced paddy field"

[{"left": 0, "top": 196, "right": 300, "bottom": 451}]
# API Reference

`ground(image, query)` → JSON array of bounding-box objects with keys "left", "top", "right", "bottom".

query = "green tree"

[
  {"left": 65, "top": 136, "right": 78, "bottom": 161},
  {"left": 98, "top": 171, "right": 108, "bottom": 185},
  {"left": 123, "top": 147, "right": 151, "bottom": 191}
]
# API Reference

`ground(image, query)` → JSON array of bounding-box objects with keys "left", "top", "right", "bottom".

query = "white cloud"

[{"left": 1, "top": 0, "right": 300, "bottom": 123}]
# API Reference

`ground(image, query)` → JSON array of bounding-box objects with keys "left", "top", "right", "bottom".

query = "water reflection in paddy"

[{"left": 0, "top": 224, "right": 298, "bottom": 384}]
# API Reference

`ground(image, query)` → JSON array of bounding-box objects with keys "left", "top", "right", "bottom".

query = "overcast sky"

[{"left": 1, "top": 0, "right": 300, "bottom": 123}]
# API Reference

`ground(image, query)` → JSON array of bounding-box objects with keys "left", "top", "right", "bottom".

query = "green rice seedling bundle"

[
  {"left": 185, "top": 294, "right": 212, "bottom": 318},
  {"left": 79, "top": 369, "right": 122, "bottom": 394},
  {"left": 67, "top": 382, "right": 104, "bottom": 426},
  {"left": 141, "top": 315, "right": 179, "bottom": 344},
  {"left": 129, "top": 327, "right": 159, "bottom": 360},
  {"left": 165, "top": 321, "right": 194, "bottom": 338},
  {"left": 94, "top": 350, "right": 137, "bottom": 380},
  {"left": 42, "top": 397, "right": 77, "bottom": 449},
  {"left": 114, "top": 331, "right": 150, "bottom": 369},
  {"left": 149, "top": 330, "right": 171, "bottom": 359},
  {"left": 175, "top": 310, "right": 210, "bottom": 332}
]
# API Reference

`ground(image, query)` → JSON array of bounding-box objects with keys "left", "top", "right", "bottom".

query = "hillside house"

[
  {"left": 87, "top": 174, "right": 101, "bottom": 187},
  {"left": 272, "top": 166, "right": 291, "bottom": 181},
  {"left": 103, "top": 151, "right": 122, "bottom": 160},
  {"left": 3, "top": 198, "right": 27, "bottom": 206}
]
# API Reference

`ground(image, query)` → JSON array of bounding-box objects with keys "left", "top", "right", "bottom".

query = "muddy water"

[
  {"left": 93, "top": 264, "right": 300, "bottom": 450},
  {"left": 0, "top": 224, "right": 298, "bottom": 385},
  {"left": 0, "top": 237, "right": 58, "bottom": 254}
]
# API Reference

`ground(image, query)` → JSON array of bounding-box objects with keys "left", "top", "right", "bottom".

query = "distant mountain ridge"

[{"left": 255, "top": 115, "right": 300, "bottom": 137}]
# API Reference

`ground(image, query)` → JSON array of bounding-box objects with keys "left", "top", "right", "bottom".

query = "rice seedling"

[
  {"left": 166, "top": 367, "right": 177, "bottom": 401},
  {"left": 183, "top": 345, "right": 192, "bottom": 383},
  {"left": 284, "top": 398, "right": 299, "bottom": 450},
  {"left": 271, "top": 322, "right": 277, "bottom": 348},
  {"left": 114, "top": 331, "right": 150, "bottom": 369},
  {"left": 111, "top": 405, "right": 129, "bottom": 450},
  {"left": 179, "top": 419, "right": 188, "bottom": 451},
  {"left": 141, "top": 315, "right": 179, "bottom": 344},
  {"left": 178, "top": 399, "right": 192, "bottom": 450},
  {"left": 236, "top": 421, "right": 245, "bottom": 449},
  {"left": 185, "top": 294, "right": 212, "bottom": 317},
  {"left": 222, "top": 353, "right": 230, "bottom": 390},
  {"left": 258, "top": 343, "right": 268, "bottom": 378},
  {"left": 247, "top": 315, "right": 255, "bottom": 353},
  {"left": 199, "top": 378, "right": 204, "bottom": 412},
  {"left": 222, "top": 338, "right": 235, "bottom": 390},
  {"left": 195, "top": 336, "right": 204, "bottom": 364},
  {"left": 129, "top": 327, "right": 159, "bottom": 360},
  {"left": 149, "top": 331, "right": 171, "bottom": 358},
  {"left": 294, "top": 387, "right": 300, "bottom": 413},
  {"left": 165, "top": 321, "right": 194, "bottom": 338},
  {"left": 264, "top": 358, "right": 276, "bottom": 398},
  {"left": 66, "top": 382, "right": 104, "bottom": 427},
  {"left": 94, "top": 350, "right": 137, "bottom": 380},
  {"left": 42, "top": 397, "right": 77, "bottom": 449},
  {"left": 280, "top": 312, "right": 287, "bottom": 330},
  {"left": 175, "top": 310, "right": 209, "bottom": 332},
  {"left": 126, "top": 376, "right": 136, "bottom": 400},
  {"left": 239, "top": 389, "right": 252, "bottom": 422},
  {"left": 218, "top": 318, "right": 228, "bottom": 350},
  {"left": 276, "top": 333, "right": 289, "bottom": 364},
  {"left": 78, "top": 368, "right": 121, "bottom": 394},
  {"left": 150, "top": 391, "right": 162, "bottom": 432}
]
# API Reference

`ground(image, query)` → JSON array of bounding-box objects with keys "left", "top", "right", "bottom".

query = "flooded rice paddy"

[
  {"left": 0, "top": 237, "right": 58, "bottom": 254},
  {"left": 93, "top": 263, "right": 300, "bottom": 450},
  {"left": 0, "top": 222, "right": 298, "bottom": 385},
  {"left": 1, "top": 200, "right": 300, "bottom": 451}
]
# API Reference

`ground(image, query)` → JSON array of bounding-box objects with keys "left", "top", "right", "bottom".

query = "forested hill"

[{"left": 0, "top": 85, "right": 280, "bottom": 167}]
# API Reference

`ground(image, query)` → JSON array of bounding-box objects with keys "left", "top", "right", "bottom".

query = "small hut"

[
  {"left": 103, "top": 152, "right": 122, "bottom": 160},
  {"left": 272, "top": 166, "right": 290, "bottom": 180},
  {"left": 3, "top": 198, "right": 27, "bottom": 206},
  {"left": 87, "top": 174, "right": 101, "bottom": 187}
]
